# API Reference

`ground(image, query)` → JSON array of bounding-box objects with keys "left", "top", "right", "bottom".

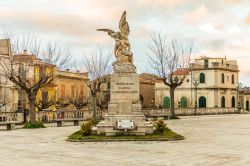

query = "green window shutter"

[
  {"left": 163, "top": 97, "right": 170, "bottom": 109},
  {"left": 180, "top": 97, "right": 187, "bottom": 108},
  {"left": 199, "top": 96, "right": 206, "bottom": 108},
  {"left": 199, "top": 73, "right": 205, "bottom": 83}
]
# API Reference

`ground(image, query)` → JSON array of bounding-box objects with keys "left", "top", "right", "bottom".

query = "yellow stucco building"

[
  {"left": 54, "top": 69, "right": 89, "bottom": 109},
  {"left": 13, "top": 50, "right": 56, "bottom": 112},
  {"left": 13, "top": 50, "right": 89, "bottom": 112}
]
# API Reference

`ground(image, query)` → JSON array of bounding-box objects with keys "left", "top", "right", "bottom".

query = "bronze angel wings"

[{"left": 97, "top": 11, "right": 130, "bottom": 37}]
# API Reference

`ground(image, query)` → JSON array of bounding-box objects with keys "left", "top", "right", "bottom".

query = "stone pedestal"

[
  {"left": 97, "top": 63, "right": 153, "bottom": 136},
  {"left": 7, "top": 123, "right": 15, "bottom": 130}
]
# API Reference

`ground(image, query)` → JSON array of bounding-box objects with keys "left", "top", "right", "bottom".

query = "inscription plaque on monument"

[
  {"left": 110, "top": 73, "right": 139, "bottom": 101},
  {"left": 117, "top": 120, "right": 134, "bottom": 129}
]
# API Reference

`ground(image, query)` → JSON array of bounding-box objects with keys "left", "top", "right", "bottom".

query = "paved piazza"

[{"left": 1, "top": 114, "right": 250, "bottom": 166}]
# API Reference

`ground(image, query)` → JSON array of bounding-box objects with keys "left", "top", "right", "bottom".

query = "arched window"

[
  {"left": 232, "top": 74, "right": 235, "bottom": 84},
  {"left": 231, "top": 96, "right": 235, "bottom": 108},
  {"left": 199, "top": 73, "right": 205, "bottom": 83},
  {"left": 163, "top": 97, "right": 170, "bottom": 109},
  {"left": 246, "top": 101, "right": 249, "bottom": 111},
  {"left": 221, "top": 96, "right": 225, "bottom": 108},
  {"left": 180, "top": 97, "right": 188, "bottom": 108},
  {"left": 199, "top": 96, "right": 206, "bottom": 108},
  {"left": 221, "top": 73, "right": 225, "bottom": 84}
]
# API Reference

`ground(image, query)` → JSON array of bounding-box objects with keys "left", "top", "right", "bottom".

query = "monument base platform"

[
  {"left": 96, "top": 62, "right": 154, "bottom": 136},
  {"left": 96, "top": 114, "right": 154, "bottom": 136}
]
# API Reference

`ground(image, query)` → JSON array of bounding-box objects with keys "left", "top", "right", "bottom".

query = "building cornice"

[{"left": 189, "top": 68, "right": 239, "bottom": 72}]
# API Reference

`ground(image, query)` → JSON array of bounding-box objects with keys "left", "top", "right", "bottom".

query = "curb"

[{"left": 65, "top": 136, "right": 185, "bottom": 142}]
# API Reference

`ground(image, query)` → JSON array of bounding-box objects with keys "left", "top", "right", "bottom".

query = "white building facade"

[
  {"left": 0, "top": 39, "right": 18, "bottom": 112},
  {"left": 155, "top": 56, "right": 239, "bottom": 112},
  {"left": 240, "top": 88, "right": 250, "bottom": 111}
]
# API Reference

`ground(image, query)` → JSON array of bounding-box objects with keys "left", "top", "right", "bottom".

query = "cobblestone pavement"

[{"left": 1, "top": 114, "right": 250, "bottom": 166}]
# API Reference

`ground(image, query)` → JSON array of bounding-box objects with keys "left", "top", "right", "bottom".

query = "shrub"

[
  {"left": 152, "top": 119, "right": 166, "bottom": 134},
  {"left": 169, "top": 116, "right": 180, "bottom": 120},
  {"left": 23, "top": 121, "right": 45, "bottom": 128},
  {"left": 89, "top": 119, "right": 99, "bottom": 126},
  {"left": 80, "top": 122, "right": 92, "bottom": 136},
  {"left": 74, "top": 134, "right": 83, "bottom": 140}
]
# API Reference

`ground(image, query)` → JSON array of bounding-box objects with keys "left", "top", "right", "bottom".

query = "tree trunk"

[
  {"left": 170, "top": 86, "right": 176, "bottom": 118},
  {"left": 28, "top": 96, "right": 36, "bottom": 124},
  {"left": 92, "top": 95, "right": 97, "bottom": 120}
]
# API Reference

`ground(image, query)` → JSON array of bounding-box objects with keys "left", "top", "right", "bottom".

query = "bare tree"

[
  {"left": 1, "top": 27, "right": 72, "bottom": 69},
  {"left": 0, "top": 27, "right": 41, "bottom": 56},
  {"left": 69, "top": 85, "right": 88, "bottom": 111},
  {"left": 0, "top": 94, "right": 7, "bottom": 109},
  {"left": 0, "top": 46, "right": 71, "bottom": 124},
  {"left": 42, "top": 42, "right": 72, "bottom": 69},
  {"left": 0, "top": 53, "right": 55, "bottom": 123},
  {"left": 35, "top": 98, "right": 55, "bottom": 112},
  {"left": 55, "top": 100, "right": 70, "bottom": 109},
  {"left": 82, "top": 48, "right": 112, "bottom": 120},
  {"left": 0, "top": 28, "right": 73, "bottom": 123},
  {"left": 147, "top": 33, "right": 193, "bottom": 117},
  {"left": 0, "top": 83, "right": 10, "bottom": 111},
  {"left": 96, "top": 90, "right": 109, "bottom": 110},
  {"left": 155, "top": 91, "right": 164, "bottom": 108}
]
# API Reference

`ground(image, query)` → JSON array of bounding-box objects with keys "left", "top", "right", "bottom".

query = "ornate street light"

[
  {"left": 192, "top": 79, "right": 199, "bottom": 115},
  {"left": 237, "top": 83, "right": 242, "bottom": 113}
]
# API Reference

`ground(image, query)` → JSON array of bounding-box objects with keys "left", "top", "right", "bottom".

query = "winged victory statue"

[{"left": 97, "top": 11, "right": 133, "bottom": 64}]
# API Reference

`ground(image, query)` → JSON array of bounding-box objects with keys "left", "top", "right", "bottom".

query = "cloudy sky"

[{"left": 0, "top": 0, "right": 250, "bottom": 85}]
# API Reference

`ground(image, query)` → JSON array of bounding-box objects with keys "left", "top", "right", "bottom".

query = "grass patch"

[
  {"left": 67, "top": 127, "right": 184, "bottom": 142},
  {"left": 169, "top": 116, "right": 180, "bottom": 120},
  {"left": 23, "top": 121, "right": 46, "bottom": 129}
]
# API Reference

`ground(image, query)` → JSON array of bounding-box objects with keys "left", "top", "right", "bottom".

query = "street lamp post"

[
  {"left": 193, "top": 79, "right": 199, "bottom": 115},
  {"left": 237, "top": 83, "right": 241, "bottom": 114}
]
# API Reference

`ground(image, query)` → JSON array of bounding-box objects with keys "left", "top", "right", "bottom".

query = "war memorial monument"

[{"left": 96, "top": 11, "right": 153, "bottom": 136}]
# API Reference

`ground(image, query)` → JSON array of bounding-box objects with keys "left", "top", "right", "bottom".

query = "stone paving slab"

[{"left": 0, "top": 114, "right": 250, "bottom": 165}]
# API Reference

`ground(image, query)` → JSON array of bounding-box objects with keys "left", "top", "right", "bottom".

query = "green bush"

[
  {"left": 169, "top": 116, "right": 180, "bottom": 120},
  {"left": 23, "top": 121, "right": 45, "bottom": 129},
  {"left": 152, "top": 119, "right": 166, "bottom": 134},
  {"left": 80, "top": 122, "right": 92, "bottom": 136},
  {"left": 89, "top": 119, "right": 99, "bottom": 126}
]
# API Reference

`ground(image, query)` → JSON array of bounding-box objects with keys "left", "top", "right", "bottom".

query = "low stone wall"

[
  {"left": 24, "top": 107, "right": 241, "bottom": 124},
  {"left": 175, "top": 108, "right": 239, "bottom": 115},
  {"left": 142, "top": 107, "right": 240, "bottom": 117}
]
